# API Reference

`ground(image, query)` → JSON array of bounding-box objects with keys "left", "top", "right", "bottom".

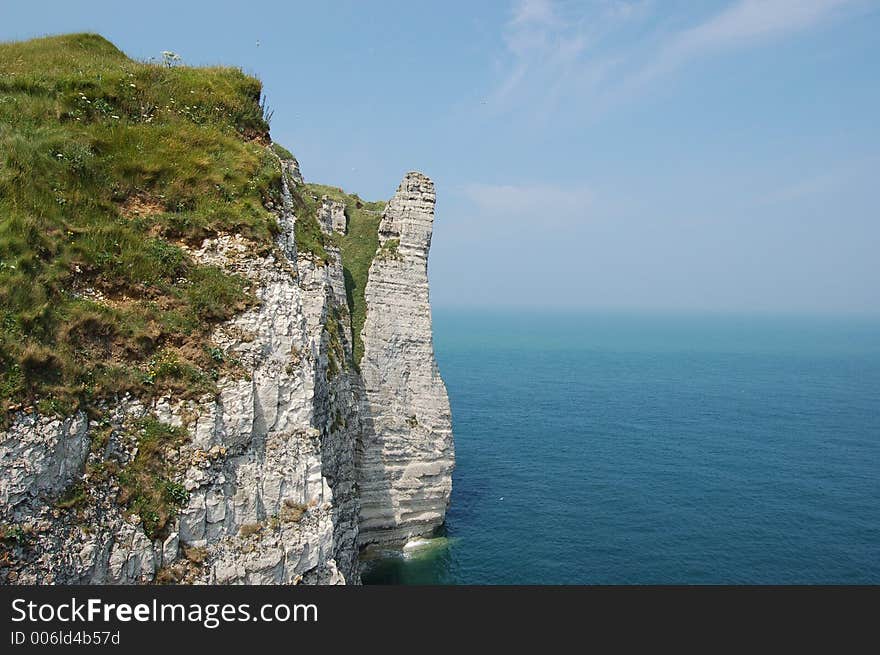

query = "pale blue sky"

[{"left": 3, "top": 0, "right": 879, "bottom": 314}]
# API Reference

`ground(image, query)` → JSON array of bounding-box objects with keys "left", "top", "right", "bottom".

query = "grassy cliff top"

[{"left": 0, "top": 33, "right": 282, "bottom": 416}]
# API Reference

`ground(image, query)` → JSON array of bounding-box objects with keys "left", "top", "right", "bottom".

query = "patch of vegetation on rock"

[
  {"left": 0, "top": 523, "right": 32, "bottom": 570},
  {"left": 376, "top": 238, "right": 401, "bottom": 261},
  {"left": 270, "top": 142, "right": 294, "bottom": 160},
  {"left": 298, "top": 183, "right": 386, "bottom": 366},
  {"left": 238, "top": 522, "right": 263, "bottom": 538},
  {"left": 54, "top": 483, "right": 88, "bottom": 511},
  {"left": 280, "top": 499, "right": 308, "bottom": 524},
  {"left": 116, "top": 416, "right": 189, "bottom": 539},
  {"left": 324, "top": 306, "right": 347, "bottom": 379}
]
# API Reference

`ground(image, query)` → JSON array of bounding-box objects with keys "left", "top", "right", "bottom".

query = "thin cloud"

[
  {"left": 490, "top": 0, "right": 592, "bottom": 113},
  {"left": 491, "top": 0, "right": 861, "bottom": 118},
  {"left": 757, "top": 155, "right": 880, "bottom": 206},
  {"left": 461, "top": 182, "right": 593, "bottom": 229},
  {"left": 634, "top": 0, "right": 857, "bottom": 84}
]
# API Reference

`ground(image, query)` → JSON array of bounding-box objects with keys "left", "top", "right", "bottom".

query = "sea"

[{"left": 361, "top": 311, "right": 880, "bottom": 584}]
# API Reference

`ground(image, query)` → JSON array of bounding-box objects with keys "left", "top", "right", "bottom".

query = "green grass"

[
  {"left": 302, "top": 183, "right": 385, "bottom": 365},
  {"left": 289, "top": 190, "right": 330, "bottom": 264},
  {"left": 54, "top": 483, "right": 87, "bottom": 510},
  {"left": 0, "top": 522, "right": 32, "bottom": 565},
  {"left": 270, "top": 142, "right": 294, "bottom": 160},
  {"left": 0, "top": 33, "right": 281, "bottom": 416},
  {"left": 116, "top": 416, "right": 190, "bottom": 539},
  {"left": 324, "top": 306, "right": 346, "bottom": 379},
  {"left": 376, "top": 238, "right": 400, "bottom": 261}
]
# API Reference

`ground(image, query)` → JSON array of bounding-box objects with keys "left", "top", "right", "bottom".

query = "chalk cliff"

[
  {"left": 0, "top": 159, "right": 453, "bottom": 584},
  {"left": 357, "top": 173, "right": 455, "bottom": 547}
]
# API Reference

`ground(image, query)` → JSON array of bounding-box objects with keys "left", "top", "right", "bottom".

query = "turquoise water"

[{"left": 362, "top": 311, "right": 880, "bottom": 584}]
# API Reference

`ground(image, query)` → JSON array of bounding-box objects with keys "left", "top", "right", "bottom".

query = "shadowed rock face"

[{"left": 357, "top": 172, "right": 455, "bottom": 547}]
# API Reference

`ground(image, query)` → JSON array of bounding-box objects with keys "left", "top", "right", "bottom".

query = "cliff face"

[
  {"left": 357, "top": 173, "right": 455, "bottom": 547},
  {"left": 0, "top": 158, "right": 453, "bottom": 584}
]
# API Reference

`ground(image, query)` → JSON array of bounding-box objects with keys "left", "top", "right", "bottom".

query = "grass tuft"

[
  {"left": 116, "top": 416, "right": 189, "bottom": 539},
  {"left": 270, "top": 142, "right": 294, "bottom": 160}
]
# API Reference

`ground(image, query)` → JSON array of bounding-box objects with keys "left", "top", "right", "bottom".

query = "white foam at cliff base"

[{"left": 402, "top": 536, "right": 453, "bottom": 560}]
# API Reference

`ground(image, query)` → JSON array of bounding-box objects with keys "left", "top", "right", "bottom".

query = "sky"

[{"left": 3, "top": 0, "right": 879, "bottom": 314}]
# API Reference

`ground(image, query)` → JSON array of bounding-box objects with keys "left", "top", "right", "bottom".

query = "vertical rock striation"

[{"left": 357, "top": 172, "right": 455, "bottom": 547}]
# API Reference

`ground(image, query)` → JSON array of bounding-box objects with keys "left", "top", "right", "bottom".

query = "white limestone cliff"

[
  {"left": 0, "top": 158, "right": 453, "bottom": 584},
  {"left": 317, "top": 196, "right": 347, "bottom": 235},
  {"left": 357, "top": 172, "right": 455, "bottom": 547}
]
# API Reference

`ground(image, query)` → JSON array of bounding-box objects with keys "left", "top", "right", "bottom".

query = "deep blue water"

[{"left": 362, "top": 312, "right": 880, "bottom": 584}]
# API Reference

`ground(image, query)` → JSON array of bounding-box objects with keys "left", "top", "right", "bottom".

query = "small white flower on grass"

[{"left": 161, "top": 50, "right": 182, "bottom": 67}]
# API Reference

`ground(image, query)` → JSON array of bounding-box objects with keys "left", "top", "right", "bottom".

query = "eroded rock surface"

[
  {"left": 357, "top": 172, "right": 455, "bottom": 546},
  {"left": 0, "top": 161, "right": 453, "bottom": 584},
  {"left": 317, "top": 196, "right": 347, "bottom": 235}
]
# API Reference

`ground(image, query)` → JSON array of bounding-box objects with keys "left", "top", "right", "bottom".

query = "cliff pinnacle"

[{"left": 357, "top": 172, "right": 455, "bottom": 547}]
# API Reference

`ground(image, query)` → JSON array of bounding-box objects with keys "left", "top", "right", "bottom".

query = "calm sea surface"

[{"left": 362, "top": 311, "right": 880, "bottom": 584}]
